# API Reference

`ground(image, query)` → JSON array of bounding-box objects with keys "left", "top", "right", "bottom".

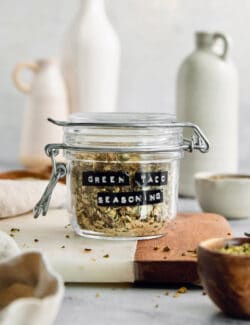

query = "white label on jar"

[
  {"left": 134, "top": 171, "right": 168, "bottom": 186},
  {"left": 82, "top": 170, "right": 168, "bottom": 207},
  {"left": 82, "top": 171, "right": 168, "bottom": 186},
  {"left": 97, "top": 189, "right": 164, "bottom": 207},
  {"left": 82, "top": 171, "right": 129, "bottom": 186}
]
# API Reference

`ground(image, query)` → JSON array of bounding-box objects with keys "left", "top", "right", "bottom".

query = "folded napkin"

[
  {"left": 0, "top": 251, "right": 64, "bottom": 325},
  {"left": 0, "top": 179, "right": 66, "bottom": 218},
  {"left": 0, "top": 230, "right": 20, "bottom": 260}
]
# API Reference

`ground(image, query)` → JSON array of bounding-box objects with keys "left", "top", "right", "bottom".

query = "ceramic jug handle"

[
  {"left": 213, "top": 33, "right": 229, "bottom": 60},
  {"left": 13, "top": 62, "right": 39, "bottom": 93}
]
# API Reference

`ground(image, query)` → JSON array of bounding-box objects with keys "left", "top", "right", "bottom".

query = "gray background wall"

[{"left": 1, "top": 0, "right": 249, "bottom": 170}]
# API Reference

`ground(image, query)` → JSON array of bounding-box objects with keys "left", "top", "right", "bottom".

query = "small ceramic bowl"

[
  {"left": 198, "top": 237, "right": 250, "bottom": 319},
  {"left": 195, "top": 172, "right": 250, "bottom": 218},
  {"left": 0, "top": 251, "right": 64, "bottom": 325}
]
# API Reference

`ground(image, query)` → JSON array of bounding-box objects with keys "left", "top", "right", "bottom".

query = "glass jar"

[{"left": 34, "top": 113, "right": 209, "bottom": 240}]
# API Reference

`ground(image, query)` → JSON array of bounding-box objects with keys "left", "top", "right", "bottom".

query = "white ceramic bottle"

[
  {"left": 62, "top": 0, "right": 121, "bottom": 113},
  {"left": 13, "top": 59, "right": 68, "bottom": 168},
  {"left": 176, "top": 32, "right": 238, "bottom": 197}
]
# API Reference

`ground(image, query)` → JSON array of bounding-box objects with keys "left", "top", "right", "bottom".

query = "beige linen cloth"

[
  {"left": 0, "top": 242, "right": 64, "bottom": 325},
  {"left": 0, "top": 179, "right": 66, "bottom": 218}
]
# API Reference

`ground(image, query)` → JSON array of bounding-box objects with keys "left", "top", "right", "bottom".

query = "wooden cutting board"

[{"left": 0, "top": 210, "right": 232, "bottom": 284}]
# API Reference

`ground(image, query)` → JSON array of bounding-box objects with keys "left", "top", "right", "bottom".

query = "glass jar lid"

[
  {"left": 69, "top": 112, "right": 176, "bottom": 125},
  {"left": 48, "top": 113, "right": 209, "bottom": 153}
]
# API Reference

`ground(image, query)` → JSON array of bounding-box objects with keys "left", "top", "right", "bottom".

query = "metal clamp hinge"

[
  {"left": 180, "top": 123, "right": 209, "bottom": 153},
  {"left": 33, "top": 145, "right": 66, "bottom": 219}
]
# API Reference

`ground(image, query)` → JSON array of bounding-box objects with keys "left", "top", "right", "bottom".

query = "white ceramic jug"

[
  {"left": 13, "top": 59, "right": 68, "bottom": 168},
  {"left": 62, "top": 0, "right": 121, "bottom": 113},
  {"left": 176, "top": 32, "right": 238, "bottom": 197}
]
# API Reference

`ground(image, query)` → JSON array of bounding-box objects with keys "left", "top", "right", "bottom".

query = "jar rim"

[{"left": 69, "top": 112, "right": 176, "bottom": 127}]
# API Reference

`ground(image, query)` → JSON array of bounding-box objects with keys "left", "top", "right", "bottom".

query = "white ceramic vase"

[
  {"left": 176, "top": 32, "right": 238, "bottom": 197},
  {"left": 62, "top": 0, "right": 121, "bottom": 113},
  {"left": 13, "top": 59, "right": 68, "bottom": 168}
]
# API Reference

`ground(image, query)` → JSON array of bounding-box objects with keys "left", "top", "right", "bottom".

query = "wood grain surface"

[
  {"left": 0, "top": 166, "right": 66, "bottom": 183},
  {"left": 134, "top": 213, "right": 232, "bottom": 284}
]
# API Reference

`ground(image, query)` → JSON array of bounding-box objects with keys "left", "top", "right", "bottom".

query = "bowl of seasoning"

[{"left": 198, "top": 237, "right": 250, "bottom": 319}]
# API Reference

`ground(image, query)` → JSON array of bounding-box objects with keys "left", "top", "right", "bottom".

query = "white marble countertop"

[{"left": 54, "top": 198, "right": 249, "bottom": 325}]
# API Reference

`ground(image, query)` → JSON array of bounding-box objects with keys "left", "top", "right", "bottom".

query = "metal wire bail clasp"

[
  {"left": 33, "top": 144, "right": 67, "bottom": 219},
  {"left": 180, "top": 123, "right": 209, "bottom": 153}
]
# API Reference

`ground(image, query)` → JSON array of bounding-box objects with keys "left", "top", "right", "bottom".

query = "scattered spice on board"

[
  {"left": 186, "top": 249, "right": 197, "bottom": 257},
  {"left": 61, "top": 245, "right": 65, "bottom": 249},
  {"left": 162, "top": 246, "right": 170, "bottom": 252},
  {"left": 155, "top": 304, "right": 159, "bottom": 308},
  {"left": 153, "top": 247, "right": 159, "bottom": 251},
  {"left": 165, "top": 291, "right": 169, "bottom": 296},
  {"left": 219, "top": 243, "right": 250, "bottom": 255},
  {"left": 70, "top": 152, "right": 173, "bottom": 237},
  {"left": 10, "top": 234, "right": 14, "bottom": 237},
  {"left": 178, "top": 287, "right": 188, "bottom": 294},
  {"left": 173, "top": 287, "right": 188, "bottom": 298},
  {"left": 34, "top": 239, "right": 39, "bottom": 243},
  {"left": 84, "top": 248, "right": 92, "bottom": 253},
  {"left": 65, "top": 235, "right": 70, "bottom": 239},
  {"left": 187, "top": 249, "right": 197, "bottom": 254},
  {"left": 202, "top": 291, "right": 207, "bottom": 296},
  {"left": 10, "top": 228, "right": 20, "bottom": 233},
  {"left": 103, "top": 254, "right": 110, "bottom": 258}
]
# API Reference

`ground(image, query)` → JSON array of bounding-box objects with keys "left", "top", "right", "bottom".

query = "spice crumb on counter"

[
  {"left": 153, "top": 247, "right": 159, "bottom": 251},
  {"left": 34, "top": 239, "right": 39, "bottom": 243},
  {"left": 84, "top": 248, "right": 92, "bottom": 253},
  {"left": 178, "top": 287, "right": 188, "bottom": 294},
  {"left": 185, "top": 249, "right": 197, "bottom": 257},
  {"left": 154, "top": 304, "right": 159, "bottom": 308},
  {"left": 173, "top": 287, "right": 188, "bottom": 298},
  {"left": 162, "top": 246, "right": 170, "bottom": 252},
  {"left": 65, "top": 235, "right": 70, "bottom": 239},
  {"left": 187, "top": 249, "right": 197, "bottom": 254},
  {"left": 9, "top": 234, "right": 14, "bottom": 237},
  {"left": 103, "top": 254, "right": 109, "bottom": 258},
  {"left": 61, "top": 245, "right": 65, "bottom": 249},
  {"left": 10, "top": 228, "right": 20, "bottom": 233},
  {"left": 165, "top": 291, "right": 169, "bottom": 296}
]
